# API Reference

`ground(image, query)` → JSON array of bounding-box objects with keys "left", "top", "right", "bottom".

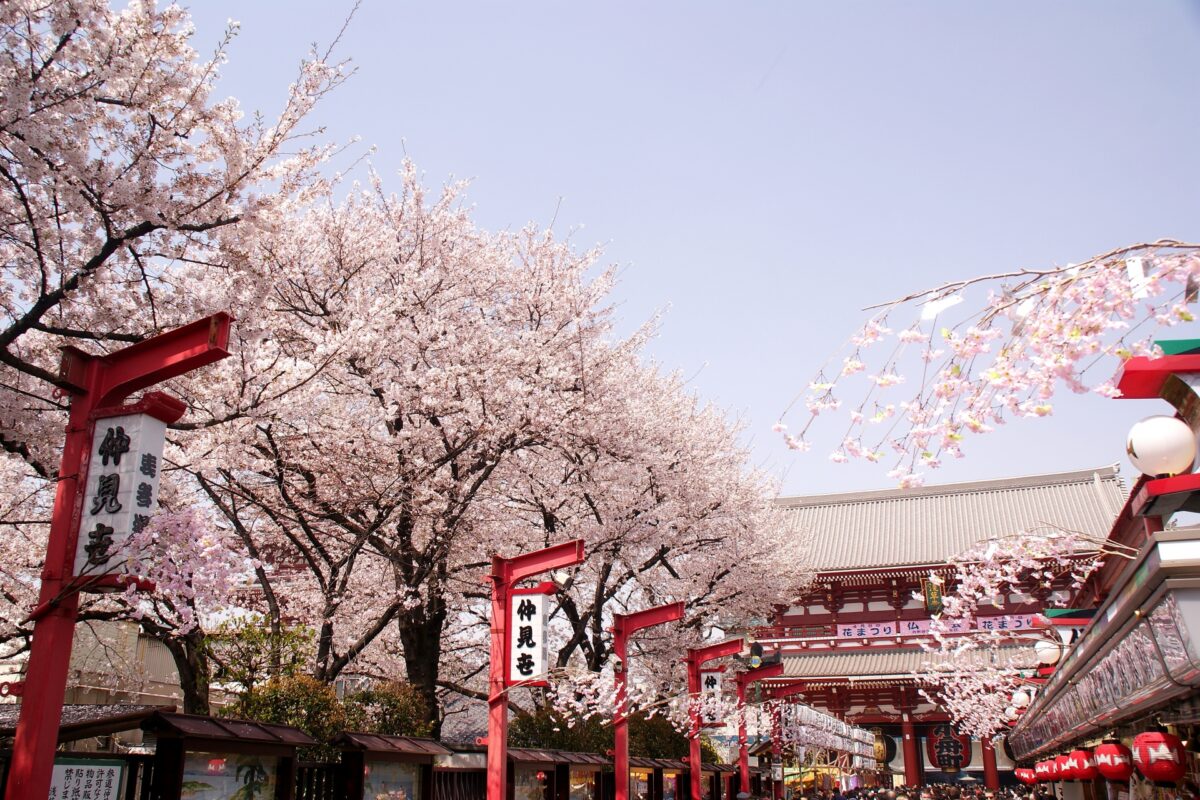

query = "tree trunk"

[
  {"left": 396, "top": 599, "right": 446, "bottom": 737},
  {"left": 164, "top": 630, "right": 211, "bottom": 715}
]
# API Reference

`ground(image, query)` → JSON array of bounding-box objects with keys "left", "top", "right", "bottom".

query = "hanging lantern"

[
  {"left": 1005, "top": 706, "right": 1020, "bottom": 721},
  {"left": 1133, "top": 729, "right": 1187, "bottom": 783},
  {"left": 1126, "top": 415, "right": 1197, "bottom": 477},
  {"left": 1056, "top": 754, "right": 1073, "bottom": 780},
  {"left": 1035, "top": 761, "right": 1052, "bottom": 782},
  {"left": 1012, "top": 689, "right": 1032, "bottom": 708},
  {"left": 1094, "top": 740, "right": 1135, "bottom": 782},
  {"left": 1016, "top": 768, "right": 1038, "bottom": 785},
  {"left": 1035, "top": 639, "right": 1063, "bottom": 666},
  {"left": 1070, "top": 749, "right": 1097, "bottom": 781}
]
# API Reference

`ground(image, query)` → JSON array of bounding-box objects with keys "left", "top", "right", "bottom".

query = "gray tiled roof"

[
  {"left": 780, "top": 646, "right": 1036, "bottom": 680},
  {"left": 777, "top": 465, "right": 1126, "bottom": 571}
]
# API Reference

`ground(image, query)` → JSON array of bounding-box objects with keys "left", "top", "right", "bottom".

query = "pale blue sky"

[{"left": 186, "top": 1, "right": 1200, "bottom": 495}]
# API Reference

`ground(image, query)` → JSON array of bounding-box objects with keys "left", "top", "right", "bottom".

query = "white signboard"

[
  {"left": 48, "top": 757, "right": 124, "bottom": 800},
  {"left": 700, "top": 669, "right": 722, "bottom": 725},
  {"left": 74, "top": 413, "right": 166, "bottom": 577},
  {"left": 836, "top": 614, "right": 1038, "bottom": 639},
  {"left": 508, "top": 591, "right": 550, "bottom": 686}
]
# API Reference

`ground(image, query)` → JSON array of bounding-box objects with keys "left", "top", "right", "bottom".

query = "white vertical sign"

[
  {"left": 700, "top": 669, "right": 722, "bottom": 725},
  {"left": 48, "top": 758, "right": 125, "bottom": 800},
  {"left": 74, "top": 413, "right": 166, "bottom": 577},
  {"left": 508, "top": 592, "right": 550, "bottom": 685}
]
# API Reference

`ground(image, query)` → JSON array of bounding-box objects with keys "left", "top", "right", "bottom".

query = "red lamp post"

[
  {"left": 685, "top": 639, "right": 744, "bottom": 800},
  {"left": 736, "top": 661, "right": 785, "bottom": 795},
  {"left": 5, "top": 313, "right": 233, "bottom": 800},
  {"left": 487, "top": 540, "right": 586, "bottom": 800},
  {"left": 613, "top": 602, "right": 685, "bottom": 800}
]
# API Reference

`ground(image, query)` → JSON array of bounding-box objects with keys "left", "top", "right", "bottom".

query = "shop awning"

[
  {"left": 508, "top": 748, "right": 609, "bottom": 766},
  {"left": 335, "top": 732, "right": 452, "bottom": 756},
  {"left": 1008, "top": 526, "right": 1200, "bottom": 759}
]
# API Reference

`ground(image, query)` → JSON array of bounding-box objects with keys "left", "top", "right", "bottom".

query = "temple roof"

[
  {"left": 779, "top": 646, "right": 1035, "bottom": 681},
  {"left": 777, "top": 465, "right": 1126, "bottom": 572}
]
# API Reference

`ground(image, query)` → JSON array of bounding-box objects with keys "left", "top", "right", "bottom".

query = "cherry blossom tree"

[
  {"left": 171, "top": 166, "right": 634, "bottom": 728},
  {"left": 0, "top": 0, "right": 346, "bottom": 706},
  {"left": 494, "top": 356, "right": 810, "bottom": 676},
  {"left": 777, "top": 240, "right": 1200, "bottom": 486}
]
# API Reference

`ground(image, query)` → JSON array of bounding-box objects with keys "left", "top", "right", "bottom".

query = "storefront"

[
  {"left": 1008, "top": 524, "right": 1200, "bottom": 798},
  {"left": 656, "top": 758, "right": 686, "bottom": 800},
  {"left": 335, "top": 731, "right": 451, "bottom": 800}
]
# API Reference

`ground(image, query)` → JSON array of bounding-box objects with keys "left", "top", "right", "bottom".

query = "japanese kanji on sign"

[
  {"left": 700, "top": 669, "right": 723, "bottom": 726},
  {"left": 75, "top": 412, "right": 167, "bottom": 577},
  {"left": 507, "top": 586, "right": 551, "bottom": 686}
]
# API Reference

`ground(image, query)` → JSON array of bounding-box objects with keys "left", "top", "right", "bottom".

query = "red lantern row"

[
  {"left": 1026, "top": 733, "right": 1185, "bottom": 785},
  {"left": 1132, "top": 730, "right": 1187, "bottom": 784}
]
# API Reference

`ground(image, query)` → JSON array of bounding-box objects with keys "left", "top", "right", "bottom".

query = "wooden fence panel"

[{"left": 297, "top": 761, "right": 346, "bottom": 800}]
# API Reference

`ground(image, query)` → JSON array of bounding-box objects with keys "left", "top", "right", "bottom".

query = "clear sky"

[{"left": 184, "top": 1, "right": 1200, "bottom": 496}]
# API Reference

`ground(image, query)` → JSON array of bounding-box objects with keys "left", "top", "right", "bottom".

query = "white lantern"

[
  {"left": 1126, "top": 415, "right": 1197, "bottom": 477},
  {"left": 1034, "top": 639, "right": 1062, "bottom": 666},
  {"left": 1011, "top": 689, "right": 1031, "bottom": 708},
  {"left": 1004, "top": 706, "right": 1020, "bottom": 720}
]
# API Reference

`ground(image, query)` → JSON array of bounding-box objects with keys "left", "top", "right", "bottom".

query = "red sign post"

[
  {"left": 685, "top": 639, "right": 743, "bottom": 800},
  {"left": 5, "top": 313, "right": 233, "bottom": 800},
  {"left": 736, "top": 661, "right": 785, "bottom": 795},
  {"left": 487, "top": 540, "right": 586, "bottom": 800},
  {"left": 612, "top": 602, "right": 685, "bottom": 800}
]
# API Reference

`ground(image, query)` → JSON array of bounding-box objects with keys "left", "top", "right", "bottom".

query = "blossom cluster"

[
  {"left": 777, "top": 241, "right": 1200, "bottom": 485},
  {"left": 914, "top": 525, "right": 1133, "bottom": 739}
]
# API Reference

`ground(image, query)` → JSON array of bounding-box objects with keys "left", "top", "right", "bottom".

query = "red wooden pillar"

[
  {"left": 901, "top": 713, "right": 920, "bottom": 787},
  {"left": 487, "top": 541, "right": 585, "bottom": 800},
  {"left": 6, "top": 314, "right": 233, "bottom": 800},
  {"left": 614, "top": 603, "right": 684, "bottom": 800},
  {"left": 982, "top": 737, "right": 999, "bottom": 789}
]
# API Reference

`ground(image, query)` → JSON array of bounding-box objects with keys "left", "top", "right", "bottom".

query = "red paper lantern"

[
  {"left": 1070, "top": 749, "right": 1098, "bottom": 781},
  {"left": 1133, "top": 730, "right": 1187, "bottom": 784},
  {"left": 1056, "top": 754, "right": 1073, "bottom": 780},
  {"left": 1035, "top": 761, "right": 1052, "bottom": 782},
  {"left": 1094, "top": 740, "right": 1135, "bottom": 782},
  {"left": 1016, "top": 768, "right": 1038, "bottom": 785}
]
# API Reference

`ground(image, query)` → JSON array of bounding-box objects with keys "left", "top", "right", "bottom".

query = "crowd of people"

[{"left": 793, "top": 786, "right": 1047, "bottom": 800}]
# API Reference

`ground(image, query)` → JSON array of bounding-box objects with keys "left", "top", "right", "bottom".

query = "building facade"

[{"left": 757, "top": 466, "right": 1126, "bottom": 788}]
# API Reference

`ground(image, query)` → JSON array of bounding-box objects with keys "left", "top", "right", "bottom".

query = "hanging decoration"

[
  {"left": 1068, "top": 749, "right": 1097, "bottom": 781},
  {"left": 1093, "top": 740, "right": 1135, "bottom": 782},
  {"left": 1133, "top": 729, "right": 1187, "bottom": 784},
  {"left": 925, "top": 723, "right": 972, "bottom": 772}
]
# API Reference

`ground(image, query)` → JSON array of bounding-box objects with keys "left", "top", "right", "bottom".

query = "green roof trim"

[{"left": 1155, "top": 339, "right": 1200, "bottom": 355}]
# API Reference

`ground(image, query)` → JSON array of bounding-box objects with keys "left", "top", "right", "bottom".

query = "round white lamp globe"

[
  {"left": 1004, "top": 706, "right": 1020, "bottom": 720},
  {"left": 1011, "top": 689, "right": 1031, "bottom": 708},
  {"left": 1126, "top": 415, "right": 1197, "bottom": 477},
  {"left": 1034, "top": 639, "right": 1062, "bottom": 666}
]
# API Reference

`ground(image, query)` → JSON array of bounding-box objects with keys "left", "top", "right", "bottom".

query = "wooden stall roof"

[
  {"left": 629, "top": 756, "right": 660, "bottom": 769},
  {"left": 0, "top": 706, "right": 314, "bottom": 749},
  {"left": 151, "top": 713, "right": 316, "bottom": 747},
  {"left": 508, "top": 748, "right": 610, "bottom": 766},
  {"left": 654, "top": 759, "right": 688, "bottom": 771},
  {"left": 705, "top": 763, "right": 737, "bottom": 773},
  {"left": 0, "top": 704, "right": 174, "bottom": 743},
  {"left": 335, "top": 732, "right": 452, "bottom": 756}
]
